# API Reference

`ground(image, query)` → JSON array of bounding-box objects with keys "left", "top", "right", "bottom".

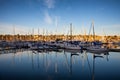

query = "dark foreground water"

[{"left": 0, "top": 49, "right": 120, "bottom": 80}]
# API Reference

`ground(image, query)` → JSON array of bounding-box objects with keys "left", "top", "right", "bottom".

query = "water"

[{"left": 0, "top": 49, "right": 120, "bottom": 80}]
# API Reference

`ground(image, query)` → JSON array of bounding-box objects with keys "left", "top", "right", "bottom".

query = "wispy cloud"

[
  {"left": 43, "top": 0, "right": 58, "bottom": 25},
  {"left": 44, "top": 0, "right": 55, "bottom": 9},
  {"left": 55, "top": 16, "right": 58, "bottom": 27},
  {"left": 44, "top": 11, "right": 53, "bottom": 24}
]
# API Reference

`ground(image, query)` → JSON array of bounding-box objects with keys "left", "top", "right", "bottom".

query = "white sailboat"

[
  {"left": 64, "top": 23, "right": 82, "bottom": 50},
  {"left": 87, "top": 45, "right": 108, "bottom": 52},
  {"left": 87, "top": 22, "right": 108, "bottom": 52},
  {"left": 64, "top": 42, "right": 82, "bottom": 50}
]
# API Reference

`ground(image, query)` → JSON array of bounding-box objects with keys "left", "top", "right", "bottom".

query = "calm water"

[{"left": 0, "top": 49, "right": 120, "bottom": 80}]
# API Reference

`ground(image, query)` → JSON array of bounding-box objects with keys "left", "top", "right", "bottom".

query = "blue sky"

[{"left": 0, "top": 0, "right": 120, "bottom": 35}]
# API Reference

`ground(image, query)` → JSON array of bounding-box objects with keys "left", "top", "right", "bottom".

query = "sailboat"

[
  {"left": 87, "top": 22, "right": 108, "bottom": 53},
  {"left": 64, "top": 23, "right": 82, "bottom": 50},
  {"left": 87, "top": 45, "right": 108, "bottom": 53}
]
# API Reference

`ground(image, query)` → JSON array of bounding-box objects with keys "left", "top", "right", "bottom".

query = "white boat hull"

[{"left": 87, "top": 46, "right": 109, "bottom": 53}]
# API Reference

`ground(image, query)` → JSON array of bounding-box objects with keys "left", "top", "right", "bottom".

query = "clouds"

[
  {"left": 44, "top": 11, "right": 53, "bottom": 24},
  {"left": 44, "top": 0, "right": 55, "bottom": 9},
  {"left": 43, "top": 0, "right": 55, "bottom": 25},
  {"left": 55, "top": 16, "right": 58, "bottom": 27},
  {"left": 43, "top": 0, "right": 60, "bottom": 26}
]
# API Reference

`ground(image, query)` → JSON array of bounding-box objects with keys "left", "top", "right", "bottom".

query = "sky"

[{"left": 0, "top": 0, "right": 120, "bottom": 35}]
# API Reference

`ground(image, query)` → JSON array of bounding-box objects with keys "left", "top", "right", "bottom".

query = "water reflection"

[
  {"left": 0, "top": 49, "right": 120, "bottom": 80},
  {"left": 91, "top": 52, "right": 109, "bottom": 80}
]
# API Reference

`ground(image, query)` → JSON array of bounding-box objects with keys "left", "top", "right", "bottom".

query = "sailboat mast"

[
  {"left": 32, "top": 28, "right": 34, "bottom": 41},
  {"left": 38, "top": 28, "right": 39, "bottom": 35},
  {"left": 38, "top": 28, "right": 39, "bottom": 41},
  {"left": 92, "top": 22, "right": 95, "bottom": 41},
  {"left": 70, "top": 23, "right": 72, "bottom": 41},
  {"left": 43, "top": 29, "right": 45, "bottom": 41},
  {"left": 13, "top": 25, "right": 15, "bottom": 41}
]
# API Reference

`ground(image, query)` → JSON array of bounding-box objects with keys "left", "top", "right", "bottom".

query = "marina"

[
  {"left": 0, "top": 27, "right": 120, "bottom": 79},
  {"left": 0, "top": 22, "right": 120, "bottom": 80},
  {"left": 0, "top": 0, "right": 120, "bottom": 80}
]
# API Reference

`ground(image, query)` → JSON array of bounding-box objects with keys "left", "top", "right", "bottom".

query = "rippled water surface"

[{"left": 0, "top": 49, "right": 120, "bottom": 80}]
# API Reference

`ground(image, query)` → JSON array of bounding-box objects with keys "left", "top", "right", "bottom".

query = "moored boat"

[{"left": 87, "top": 45, "right": 109, "bottom": 53}]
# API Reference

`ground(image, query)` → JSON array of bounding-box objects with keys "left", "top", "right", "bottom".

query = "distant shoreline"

[{"left": 0, "top": 34, "right": 120, "bottom": 42}]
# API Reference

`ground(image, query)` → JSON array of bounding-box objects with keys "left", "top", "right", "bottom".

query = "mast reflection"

[
  {"left": 64, "top": 49, "right": 80, "bottom": 75},
  {"left": 91, "top": 52, "right": 109, "bottom": 80}
]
